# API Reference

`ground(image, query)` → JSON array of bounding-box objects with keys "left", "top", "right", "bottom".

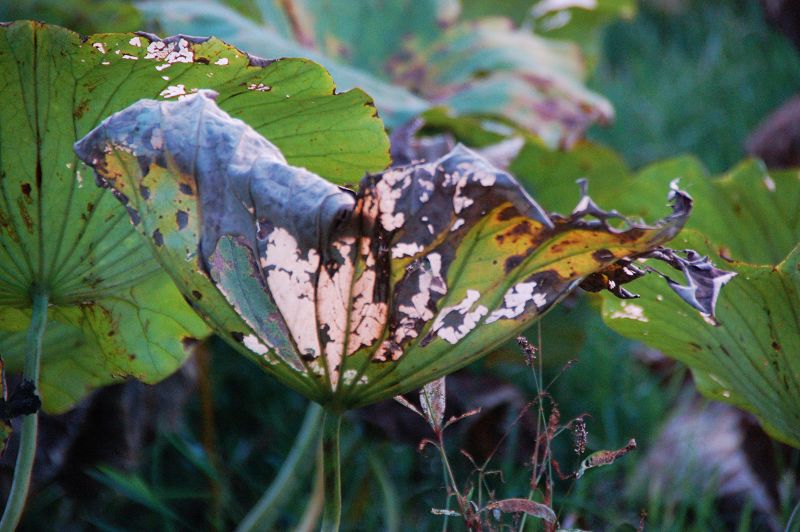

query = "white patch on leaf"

[
  {"left": 432, "top": 290, "right": 488, "bottom": 344},
  {"left": 317, "top": 236, "right": 356, "bottom": 390},
  {"left": 533, "top": 293, "right": 547, "bottom": 308},
  {"left": 261, "top": 227, "right": 321, "bottom": 360},
  {"left": 159, "top": 84, "right": 186, "bottom": 99},
  {"left": 375, "top": 168, "right": 414, "bottom": 230},
  {"left": 243, "top": 334, "right": 269, "bottom": 355},
  {"left": 392, "top": 253, "right": 447, "bottom": 349},
  {"left": 609, "top": 302, "right": 649, "bottom": 322},
  {"left": 145, "top": 38, "right": 194, "bottom": 63},
  {"left": 486, "top": 281, "right": 538, "bottom": 323},
  {"left": 381, "top": 212, "right": 405, "bottom": 231},
  {"left": 392, "top": 242, "right": 424, "bottom": 258}
]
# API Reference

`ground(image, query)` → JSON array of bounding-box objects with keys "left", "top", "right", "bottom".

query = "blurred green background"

[{"left": 3, "top": 0, "right": 800, "bottom": 530}]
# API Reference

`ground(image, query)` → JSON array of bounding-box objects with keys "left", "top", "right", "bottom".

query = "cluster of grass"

[{"left": 590, "top": 0, "right": 800, "bottom": 173}]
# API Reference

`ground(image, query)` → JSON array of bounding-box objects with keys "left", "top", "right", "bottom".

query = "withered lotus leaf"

[
  {"left": 76, "top": 91, "right": 719, "bottom": 409},
  {"left": 0, "top": 21, "right": 389, "bottom": 413}
]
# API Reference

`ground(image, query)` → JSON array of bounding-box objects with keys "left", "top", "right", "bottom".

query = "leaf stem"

[
  {"left": 321, "top": 411, "right": 342, "bottom": 532},
  {"left": 296, "top": 443, "right": 325, "bottom": 532},
  {"left": 236, "top": 401, "right": 323, "bottom": 532},
  {"left": 0, "top": 290, "right": 47, "bottom": 532}
]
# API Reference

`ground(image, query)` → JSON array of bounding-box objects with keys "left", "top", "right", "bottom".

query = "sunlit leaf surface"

[
  {"left": 0, "top": 21, "right": 389, "bottom": 412},
  {"left": 76, "top": 92, "right": 700, "bottom": 409}
]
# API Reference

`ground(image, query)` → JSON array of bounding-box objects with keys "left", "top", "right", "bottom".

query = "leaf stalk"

[
  {"left": 0, "top": 289, "right": 47, "bottom": 531},
  {"left": 237, "top": 401, "right": 324, "bottom": 532},
  {"left": 321, "top": 411, "right": 342, "bottom": 532}
]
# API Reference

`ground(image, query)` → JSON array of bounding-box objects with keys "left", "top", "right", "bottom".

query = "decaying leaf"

[
  {"left": 420, "top": 377, "right": 446, "bottom": 431},
  {"left": 0, "top": 21, "right": 389, "bottom": 413},
  {"left": 575, "top": 438, "right": 637, "bottom": 479},
  {"left": 76, "top": 92, "right": 716, "bottom": 408},
  {"left": 484, "top": 498, "right": 557, "bottom": 523},
  {"left": 512, "top": 141, "right": 800, "bottom": 447},
  {"left": 603, "top": 234, "right": 800, "bottom": 447}
]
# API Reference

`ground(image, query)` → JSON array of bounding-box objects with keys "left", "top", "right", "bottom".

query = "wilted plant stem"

[
  {"left": 321, "top": 411, "right": 342, "bottom": 532},
  {"left": 237, "top": 401, "right": 323, "bottom": 532},
  {"left": 0, "top": 290, "right": 47, "bottom": 532}
]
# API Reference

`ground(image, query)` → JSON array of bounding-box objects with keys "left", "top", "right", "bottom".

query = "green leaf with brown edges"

[
  {"left": 511, "top": 139, "right": 800, "bottom": 446},
  {"left": 512, "top": 139, "right": 800, "bottom": 446},
  {"left": 602, "top": 231, "right": 800, "bottom": 448},
  {"left": 76, "top": 93, "right": 704, "bottom": 410},
  {"left": 0, "top": 21, "right": 389, "bottom": 412}
]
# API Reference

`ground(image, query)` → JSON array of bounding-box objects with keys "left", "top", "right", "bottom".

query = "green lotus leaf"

[
  {"left": 527, "top": 0, "right": 637, "bottom": 67},
  {"left": 76, "top": 92, "right": 707, "bottom": 410},
  {"left": 0, "top": 21, "right": 389, "bottom": 412},
  {"left": 510, "top": 139, "right": 800, "bottom": 446},
  {"left": 140, "top": 0, "right": 612, "bottom": 146},
  {"left": 512, "top": 141, "right": 798, "bottom": 264},
  {"left": 602, "top": 232, "right": 800, "bottom": 447}
]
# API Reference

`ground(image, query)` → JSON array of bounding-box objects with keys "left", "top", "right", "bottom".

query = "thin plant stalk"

[
  {"left": 296, "top": 444, "right": 325, "bottom": 532},
  {"left": 321, "top": 411, "right": 342, "bottom": 532},
  {"left": 520, "top": 323, "right": 547, "bottom": 532},
  {"left": 196, "top": 341, "right": 223, "bottom": 529},
  {"left": 237, "top": 402, "right": 324, "bottom": 532},
  {"left": 786, "top": 498, "right": 800, "bottom": 532},
  {"left": 440, "top": 461, "right": 452, "bottom": 532},
  {"left": 0, "top": 290, "right": 48, "bottom": 532}
]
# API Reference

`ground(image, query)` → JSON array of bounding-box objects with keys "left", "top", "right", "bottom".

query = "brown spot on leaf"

[
  {"left": 231, "top": 331, "right": 244, "bottom": 342},
  {"left": 772, "top": 341, "right": 781, "bottom": 351},
  {"left": 73, "top": 99, "right": 88, "bottom": 119},
  {"left": 191, "top": 290, "right": 202, "bottom": 300},
  {"left": 508, "top": 220, "right": 531, "bottom": 238},
  {"left": 20, "top": 183, "right": 32, "bottom": 201},
  {"left": 0, "top": 209, "right": 19, "bottom": 242},
  {"left": 16, "top": 198, "right": 33, "bottom": 233},
  {"left": 497, "top": 205, "right": 517, "bottom": 221},
  {"left": 504, "top": 254, "right": 524, "bottom": 273}
]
